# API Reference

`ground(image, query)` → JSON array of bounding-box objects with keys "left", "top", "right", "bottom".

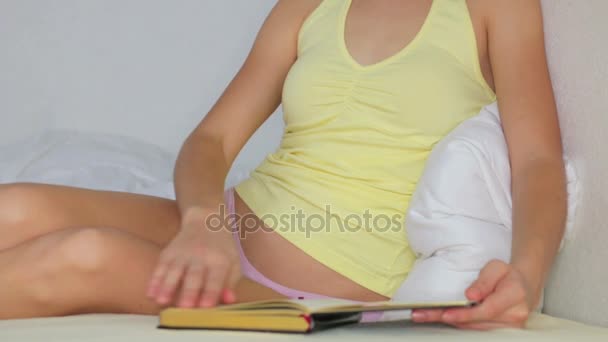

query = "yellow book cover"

[{"left": 158, "top": 299, "right": 473, "bottom": 333}]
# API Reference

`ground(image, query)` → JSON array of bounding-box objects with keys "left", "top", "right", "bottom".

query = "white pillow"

[
  {"left": 0, "top": 130, "right": 252, "bottom": 198},
  {"left": 384, "top": 102, "right": 578, "bottom": 318},
  {"left": 0, "top": 130, "right": 177, "bottom": 197}
]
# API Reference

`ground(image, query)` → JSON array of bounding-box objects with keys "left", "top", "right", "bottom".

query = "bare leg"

[
  {"left": 0, "top": 227, "right": 284, "bottom": 319},
  {"left": 0, "top": 227, "right": 162, "bottom": 318},
  {"left": 0, "top": 183, "right": 284, "bottom": 319},
  {"left": 0, "top": 183, "right": 181, "bottom": 251}
]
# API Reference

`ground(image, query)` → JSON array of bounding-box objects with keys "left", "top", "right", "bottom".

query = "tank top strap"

[
  {"left": 423, "top": 0, "right": 494, "bottom": 98},
  {"left": 297, "top": 0, "right": 344, "bottom": 56}
]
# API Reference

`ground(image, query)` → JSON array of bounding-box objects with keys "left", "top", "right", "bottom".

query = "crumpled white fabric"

[
  {"left": 0, "top": 130, "right": 250, "bottom": 196},
  {"left": 0, "top": 130, "right": 176, "bottom": 196},
  {"left": 383, "top": 102, "right": 579, "bottom": 320}
]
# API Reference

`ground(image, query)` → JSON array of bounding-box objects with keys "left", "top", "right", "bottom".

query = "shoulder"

[
  {"left": 261, "top": 0, "right": 324, "bottom": 41},
  {"left": 253, "top": 0, "right": 325, "bottom": 49},
  {"left": 481, "top": 0, "right": 542, "bottom": 15},
  {"left": 466, "top": 0, "right": 543, "bottom": 34},
  {"left": 482, "top": 0, "right": 544, "bottom": 33},
  {"left": 271, "top": 0, "right": 324, "bottom": 22}
]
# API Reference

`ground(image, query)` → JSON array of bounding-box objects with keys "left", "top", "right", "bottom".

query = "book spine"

[{"left": 301, "top": 314, "right": 313, "bottom": 332}]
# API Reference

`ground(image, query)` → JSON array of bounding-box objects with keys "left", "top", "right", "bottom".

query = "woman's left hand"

[{"left": 411, "top": 260, "right": 541, "bottom": 330}]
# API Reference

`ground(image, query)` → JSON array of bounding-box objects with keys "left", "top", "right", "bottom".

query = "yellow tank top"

[{"left": 235, "top": 0, "right": 496, "bottom": 297}]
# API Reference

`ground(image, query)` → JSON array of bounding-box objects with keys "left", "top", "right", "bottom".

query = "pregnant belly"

[{"left": 234, "top": 192, "right": 387, "bottom": 302}]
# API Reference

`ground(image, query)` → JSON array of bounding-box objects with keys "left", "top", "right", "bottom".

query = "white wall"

[
  {"left": 0, "top": 0, "right": 283, "bottom": 170},
  {"left": 541, "top": 0, "right": 608, "bottom": 327}
]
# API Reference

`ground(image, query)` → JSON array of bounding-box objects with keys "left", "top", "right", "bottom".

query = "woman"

[{"left": 0, "top": 0, "right": 565, "bottom": 330}]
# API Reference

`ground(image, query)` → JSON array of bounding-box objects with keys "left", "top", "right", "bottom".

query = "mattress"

[{"left": 1, "top": 313, "right": 607, "bottom": 341}]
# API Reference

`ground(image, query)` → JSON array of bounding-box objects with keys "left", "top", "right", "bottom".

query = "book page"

[
  {"left": 212, "top": 298, "right": 360, "bottom": 313},
  {"left": 211, "top": 298, "right": 473, "bottom": 314},
  {"left": 289, "top": 299, "right": 362, "bottom": 312},
  {"left": 359, "top": 300, "right": 473, "bottom": 311},
  {"left": 300, "top": 298, "right": 473, "bottom": 314}
]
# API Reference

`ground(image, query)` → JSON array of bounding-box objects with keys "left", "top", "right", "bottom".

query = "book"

[{"left": 158, "top": 298, "right": 473, "bottom": 333}]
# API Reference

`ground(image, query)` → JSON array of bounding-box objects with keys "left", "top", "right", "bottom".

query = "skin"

[{"left": 0, "top": 0, "right": 565, "bottom": 330}]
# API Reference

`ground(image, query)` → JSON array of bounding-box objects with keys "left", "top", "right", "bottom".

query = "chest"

[
  {"left": 281, "top": 0, "right": 495, "bottom": 142},
  {"left": 344, "top": 0, "right": 492, "bottom": 90},
  {"left": 282, "top": 44, "right": 486, "bottom": 140}
]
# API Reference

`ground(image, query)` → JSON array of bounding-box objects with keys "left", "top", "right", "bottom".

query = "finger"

[
  {"left": 199, "top": 266, "right": 229, "bottom": 308},
  {"left": 467, "top": 260, "right": 510, "bottom": 302},
  {"left": 177, "top": 263, "right": 206, "bottom": 308},
  {"left": 226, "top": 263, "right": 242, "bottom": 290},
  {"left": 411, "top": 309, "right": 444, "bottom": 323},
  {"left": 157, "top": 260, "right": 187, "bottom": 305},
  {"left": 222, "top": 288, "right": 236, "bottom": 304},
  {"left": 147, "top": 259, "right": 171, "bottom": 298},
  {"left": 222, "top": 264, "right": 242, "bottom": 304},
  {"left": 442, "top": 288, "right": 521, "bottom": 323}
]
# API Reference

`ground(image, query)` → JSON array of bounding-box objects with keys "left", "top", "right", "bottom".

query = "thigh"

[
  {"left": 0, "top": 227, "right": 284, "bottom": 318},
  {"left": 0, "top": 182, "right": 181, "bottom": 249},
  {"left": 0, "top": 227, "right": 164, "bottom": 317}
]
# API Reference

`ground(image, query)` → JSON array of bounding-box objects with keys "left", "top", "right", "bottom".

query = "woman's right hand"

[{"left": 146, "top": 208, "right": 241, "bottom": 308}]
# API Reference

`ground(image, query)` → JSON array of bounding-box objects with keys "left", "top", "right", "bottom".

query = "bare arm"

[
  {"left": 489, "top": 0, "right": 566, "bottom": 296},
  {"left": 147, "top": 0, "right": 323, "bottom": 308},
  {"left": 175, "top": 0, "right": 312, "bottom": 223},
  {"left": 413, "top": 0, "right": 566, "bottom": 330},
  {"left": 452, "top": 0, "right": 566, "bottom": 328}
]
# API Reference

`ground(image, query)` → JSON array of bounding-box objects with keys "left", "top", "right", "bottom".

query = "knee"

[
  {"left": 26, "top": 228, "right": 118, "bottom": 305},
  {"left": 38, "top": 228, "right": 116, "bottom": 289},
  {"left": 54, "top": 228, "right": 118, "bottom": 273},
  {"left": 0, "top": 183, "right": 50, "bottom": 228}
]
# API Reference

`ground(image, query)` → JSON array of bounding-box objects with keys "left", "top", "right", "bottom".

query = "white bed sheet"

[
  {"left": 0, "top": 130, "right": 250, "bottom": 195},
  {"left": 1, "top": 313, "right": 607, "bottom": 342}
]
